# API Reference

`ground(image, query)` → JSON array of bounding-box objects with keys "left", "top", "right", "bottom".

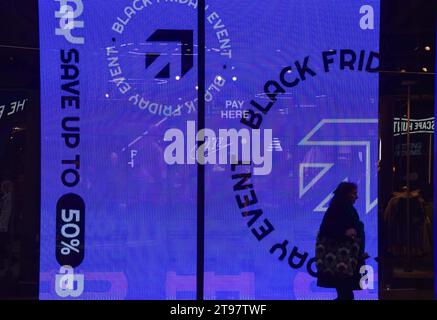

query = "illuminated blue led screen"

[
  {"left": 434, "top": 15, "right": 437, "bottom": 299},
  {"left": 39, "top": 0, "right": 379, "bottom": 299}
]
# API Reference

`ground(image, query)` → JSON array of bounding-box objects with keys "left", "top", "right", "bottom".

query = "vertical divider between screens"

[{"left": 197, "top": 0, "right": 206, "bottom": 301}]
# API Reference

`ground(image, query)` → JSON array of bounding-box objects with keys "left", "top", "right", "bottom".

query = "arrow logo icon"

[
  {"left": 299, "top": 118, "right": 378, "bottom": 213},
  {"left": 146, "top": 29, "right": 194, "bottom": 79}
]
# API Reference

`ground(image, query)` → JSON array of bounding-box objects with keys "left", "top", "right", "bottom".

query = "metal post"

[{"left": 405, "top": 85, "right": 412, "bottom": 272}]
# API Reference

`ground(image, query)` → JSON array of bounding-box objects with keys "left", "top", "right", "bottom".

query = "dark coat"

[{"left": 316, "top": 202, "right": 365, "bottom": 289}]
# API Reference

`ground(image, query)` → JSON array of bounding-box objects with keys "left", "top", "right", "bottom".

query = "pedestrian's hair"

[{"left": 330, "top": 182, "right": 357, "bottom": 206}]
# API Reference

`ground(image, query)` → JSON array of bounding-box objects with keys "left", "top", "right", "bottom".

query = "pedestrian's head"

[{"left": 331, "top": 182, "right": 358, "bottom": 206}]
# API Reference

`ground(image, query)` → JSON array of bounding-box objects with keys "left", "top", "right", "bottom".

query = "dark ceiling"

[{"left": 380, "top": 0, "right": 436, "bottom": 96}]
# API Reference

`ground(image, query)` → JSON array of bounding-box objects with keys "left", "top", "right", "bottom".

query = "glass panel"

[
  {"left": 204, "top": 0, "right": 379, "bottom": 299},
  {"left": 38, "top": 0, "right": 198, "bottom": 299}
]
